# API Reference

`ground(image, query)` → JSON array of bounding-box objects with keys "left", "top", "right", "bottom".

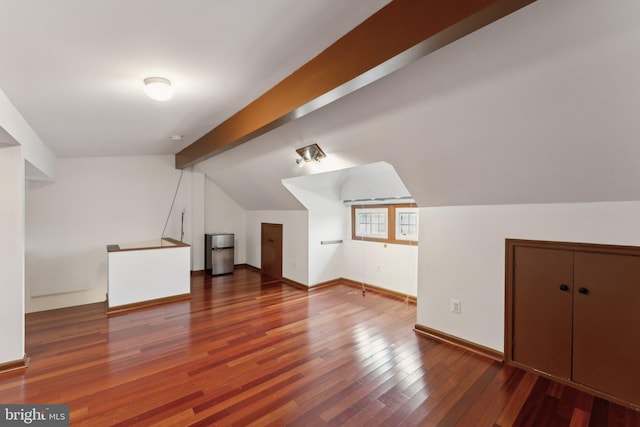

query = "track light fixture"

[{"left": 295, "top": 143, "right": 326, "bottom": 167}]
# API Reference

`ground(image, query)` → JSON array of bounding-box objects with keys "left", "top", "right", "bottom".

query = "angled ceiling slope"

[
  {"left": 176, "top": 0, "right": 535, "bottom": 169},
  {"left": 282, "top": 162, "right": 411, "bottom": 207}
]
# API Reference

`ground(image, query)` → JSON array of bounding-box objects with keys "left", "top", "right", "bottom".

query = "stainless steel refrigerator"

[{"left": 205, "top": 233, "right": 234, "bottom": 275}]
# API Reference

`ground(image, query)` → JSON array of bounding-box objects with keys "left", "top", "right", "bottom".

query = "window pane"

[
  {"left": 395, "top": 208, "right": 418, "bottom": 241},
  {"left": 354, "top": 207, "right": 388, "bottom": 239}
]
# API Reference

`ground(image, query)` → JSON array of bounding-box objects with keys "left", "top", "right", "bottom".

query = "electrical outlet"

[
  {"left": 377, "top": 265, "right": 381, "bottom": 272},
  {"left": 450, "top": 299, "right": 461, "bottom": 314}
]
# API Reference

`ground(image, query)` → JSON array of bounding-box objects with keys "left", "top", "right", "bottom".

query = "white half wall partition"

[
  {"left": 107, "top": 239, "right": 191, "bottom": 311},
  {"left": 417, "top": 201, "right": 640, "bottom": 353}
]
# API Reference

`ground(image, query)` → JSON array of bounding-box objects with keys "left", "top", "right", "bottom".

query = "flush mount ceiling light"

[
  {"left": 295, "top": 143, "right": 326, "bottom": 167},
  {"left": 143, "top": 77, "right": 173, "bottom": 101}
]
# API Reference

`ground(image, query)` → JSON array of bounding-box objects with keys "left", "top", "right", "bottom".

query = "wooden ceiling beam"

[{"left": 175, "top": 0, "right": 535, "bottom": 169}]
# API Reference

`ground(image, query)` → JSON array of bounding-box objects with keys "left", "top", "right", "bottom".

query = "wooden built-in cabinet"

[{"left": 506, "top": 239, "right": 640, "bottom": 409}]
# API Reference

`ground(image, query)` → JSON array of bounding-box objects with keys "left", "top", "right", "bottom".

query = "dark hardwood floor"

[{"left": 0, "top": 268, "right": 638, "bottom": 426}]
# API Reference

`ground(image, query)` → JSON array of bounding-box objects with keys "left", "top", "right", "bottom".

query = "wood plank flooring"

[{"left": 0, "top": 268, "right": 638, "bottom": 426}]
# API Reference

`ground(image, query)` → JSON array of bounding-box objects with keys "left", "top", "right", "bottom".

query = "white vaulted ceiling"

[
  {"left": 4, "top": 0, "right": 640, "bottom": 210},
  {"left": 0, "top": 0, "right": 389, "bottom": 157}
]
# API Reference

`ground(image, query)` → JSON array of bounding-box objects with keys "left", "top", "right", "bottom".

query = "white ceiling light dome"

[{"left": 143, "top": 77, "right": 174, "bottom": 101}]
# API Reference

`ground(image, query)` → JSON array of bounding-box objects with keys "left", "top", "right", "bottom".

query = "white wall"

[
  {"left": 418, "top": 201, "right": 640, "bottom": 353},
  {"left": 244, "top": 204, "right": 418, "bottom": 292},
  {"left": 0, "top": 146, "right": 25, "bottom": 363},
  {"left": 282, "top": 182, "right": 344, "bottom": 285},
  {"left": 343, "top": 240, "right": 418, "bottom": 297},
  {"left": 205, "top": 176, "right": 247, "bottom": 265},
  {"left": 307, "top": 206, "right": 344, "bottom": 285},
  {"left": 342, "top": 206, "right": 418, "bottom": 296},
  {"left": 246, "top": 210, "right": 308, "bottom": 284},
  {"left": 25, "top": 155, "right": 193, "bottom": 312},
  {"left": 280, "top": 162, "right": 418, "bottom": 289}
]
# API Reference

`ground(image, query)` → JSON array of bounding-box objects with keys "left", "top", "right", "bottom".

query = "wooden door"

[
  {"left": 261, "top": 223, "right": 283, "bottom": 279},
  {"left": 573, "top": 252, "right": 640, "bottom": 404},
  {"left": 512, "top": 246, "right": 574, "bottom": 379}
]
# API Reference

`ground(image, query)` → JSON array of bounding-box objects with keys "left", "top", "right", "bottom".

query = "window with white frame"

[
  {"left": 395, "top": 207, "right": 418, "bottom": 242},
  {"left": 353, "top": 207, "right": 388, "bottom": 240},
  {"left": 351, "top": 204, "right": 418, "bottom": 244}
]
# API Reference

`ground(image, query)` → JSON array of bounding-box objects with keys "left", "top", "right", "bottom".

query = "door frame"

[{"left": 261, "top": 223, "right": 283, "bottom": 279}]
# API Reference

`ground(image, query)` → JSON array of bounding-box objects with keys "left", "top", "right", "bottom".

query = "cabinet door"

[
  {"left": 573, "top": 252, "right": 640, "bottom": 405},
  {"left": 513, "top": 247, "right": 574, "bottom": 378}
]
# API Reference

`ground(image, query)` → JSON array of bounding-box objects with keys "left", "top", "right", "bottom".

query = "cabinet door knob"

[
  {"left": 578, "top": 287, "right": 589, "bottom": 295},
  {"left": 559, "top": 284, "right": 569, "bottom": 291}
]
